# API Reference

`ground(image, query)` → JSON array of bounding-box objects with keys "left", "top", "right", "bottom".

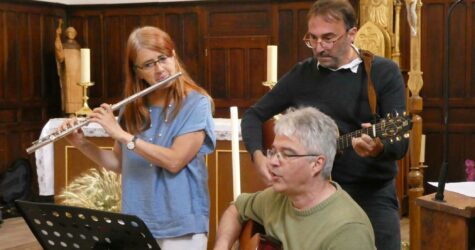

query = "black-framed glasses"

[
  {"left": 266, "top": 148, "right": 318, "bottom": 161},
  {"left": 303, "top": 31, "right": 347, "bottom": 50},
  {"left": 135, "top": 55, "right": 170, "bottom": 71}
]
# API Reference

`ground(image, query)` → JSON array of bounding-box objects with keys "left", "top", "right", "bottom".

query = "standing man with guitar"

[
  {"left": 241, "top": 1, "right": 408, "bottom": 249},
  {"left": 214, "top": 107, "right": 376, "bottom": 249}
]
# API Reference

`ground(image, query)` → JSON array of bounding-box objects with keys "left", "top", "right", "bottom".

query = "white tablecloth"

[{"left": 35, "top": 118, "right": 241, "bottom": 196}]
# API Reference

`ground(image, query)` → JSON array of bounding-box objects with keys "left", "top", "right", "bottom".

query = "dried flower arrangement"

[{"left": 57, "top": 168, "right": 121, "bottom": 212}]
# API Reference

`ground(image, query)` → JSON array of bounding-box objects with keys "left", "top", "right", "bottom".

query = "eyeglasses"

[
  {"left": 135, "top": 55, "right": 170, "bottom": 71},
  {"left": 303, "top": 32, "right": 347, "bottom": 50},
  {"left": 266, "top": 149, "right": 318, "bottom": 161}
]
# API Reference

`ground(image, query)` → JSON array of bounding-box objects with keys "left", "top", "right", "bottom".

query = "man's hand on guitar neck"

[
  {"left": 351, "top": 123, "right": 384, "bottom": 158},
  {"left": 252, "top": 150, "right": 272, "bottom": 186}
]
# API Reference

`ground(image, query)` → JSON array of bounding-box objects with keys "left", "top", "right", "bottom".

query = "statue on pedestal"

[
  {"left": 405, "top": 0, "right": 418, "bottom": 37},
  {"left": 55, "top": 19, "right": 83, "bottom": 115}
]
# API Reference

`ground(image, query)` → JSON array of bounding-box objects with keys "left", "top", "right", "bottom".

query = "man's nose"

[
  {"left": 268, "top": 154, "right": 280, "bottom": 166},
  {"left": 313, "top": 42, "right": 326, "bottom": 53}
]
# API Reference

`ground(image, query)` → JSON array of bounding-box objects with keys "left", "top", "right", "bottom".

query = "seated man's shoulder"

[{"left": 327, "top": 184, "right": 372, "bottom": 225}]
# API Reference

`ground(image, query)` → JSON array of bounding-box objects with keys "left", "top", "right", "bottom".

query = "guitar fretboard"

[{"left": 337, "top": 121, "right": 391, "bottom": 150}]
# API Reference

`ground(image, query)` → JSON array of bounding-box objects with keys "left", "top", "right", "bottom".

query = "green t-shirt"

[{"left": 234, "top": 182, "right": 376, "bottom": 250}]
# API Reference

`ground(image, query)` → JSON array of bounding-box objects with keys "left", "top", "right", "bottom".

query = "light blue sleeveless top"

[{"left": 121, "top": 90, "right": 215, "bottom": 238}]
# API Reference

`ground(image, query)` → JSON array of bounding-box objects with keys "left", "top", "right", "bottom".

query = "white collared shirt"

[{"left": 317, "top": 44, "right": 363, "bottom": 73}]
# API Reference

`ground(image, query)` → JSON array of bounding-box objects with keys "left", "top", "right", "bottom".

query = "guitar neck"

[{"left": 337, "top": 124, "right": 381, "bottom": 151}]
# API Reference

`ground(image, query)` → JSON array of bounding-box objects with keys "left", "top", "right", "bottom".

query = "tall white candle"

[
  {"left": 230, "top": 106, "right": 241, "bottom": 200},
  {"left": 266, "top": 45, "right": 278, "bottom": 83},
  {"left": 420, "top": 134, "right": 426, "bottom": 163},
  {"left": 80, "top": 48, "right": 91, "bottom": 83}
]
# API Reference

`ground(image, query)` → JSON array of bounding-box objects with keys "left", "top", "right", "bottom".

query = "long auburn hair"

[{"left": 122, "top": 26, "right": 213, "bottom": 135}]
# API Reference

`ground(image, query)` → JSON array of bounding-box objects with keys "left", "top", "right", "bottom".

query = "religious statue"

[
  {"left": 405, "top": 0, "right": 418, "bottom": 36},
  {"left": 55, "top": 19, "right": 83, "bottom": 115}
]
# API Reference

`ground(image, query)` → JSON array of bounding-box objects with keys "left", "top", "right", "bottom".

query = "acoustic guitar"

[{"left": 238, "top": 220, "right": 282, "bottom": 250}]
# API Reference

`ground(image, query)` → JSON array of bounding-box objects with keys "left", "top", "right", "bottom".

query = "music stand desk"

[{"left": 15, "top": 200, "right": 160, "bottom": 250}]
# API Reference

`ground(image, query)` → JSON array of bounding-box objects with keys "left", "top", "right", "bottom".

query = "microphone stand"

[{"left": 435, "top": 0, "right": 464, "bottom": 202}]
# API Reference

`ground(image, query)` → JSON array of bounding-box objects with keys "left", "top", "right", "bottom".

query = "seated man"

[{"left": 213, "top": 107, "right": 375, "bottom": 250}]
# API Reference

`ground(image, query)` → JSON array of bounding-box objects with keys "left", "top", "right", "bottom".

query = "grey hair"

[{"left": 274, "top": 107, "right": 338, "bottom": 178}]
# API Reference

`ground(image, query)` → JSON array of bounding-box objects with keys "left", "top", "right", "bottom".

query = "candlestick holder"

[
  {"left": 75, "top": 81, "right": 94, "bottom": 117},
  {"left": 262, "top": 80, "right": 277, "bottom": 89}
]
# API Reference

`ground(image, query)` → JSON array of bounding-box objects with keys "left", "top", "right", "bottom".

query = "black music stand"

[{"left": 15, "top": 200, "right": 160, "bottom": 250}]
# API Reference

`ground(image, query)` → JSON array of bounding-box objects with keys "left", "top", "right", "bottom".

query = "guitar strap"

[{"left": 359, "top": 49, "right": 378, "bottom": 120}]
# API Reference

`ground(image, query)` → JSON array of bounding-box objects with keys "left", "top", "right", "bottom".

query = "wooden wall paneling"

[
  {"left": 472, "top": 0, "right": 475, "bottom": 98},
  {"left": 0, "top": 2, "right": 65, "bottom": 174},
  {"left": 277, "top": 9, "right": 296, "bottom": 75},
  {"left": 103, "top": 16, "right": 124, "bottom": 104},
  {"left": 0, "top": 11, "right": 4, "bottom": 100},
  {"left": 449, "top": 4, "right": 468, "bottom": 98},
  {"left": 206, "top": 4, "right": 272, "bottom": 37},
  {"left": 165, "top": 13, "right": 184, "bottom": 55},
  {"left": 182, "top": 12, "right": 202, "bottom": 86},
  {"left": 206, "top": 44, "right": 226, "bottom": 97},
  {"left": 205, "top": 36, "right": 270, "bottom": 117},
  {"left": 420, "top": 1, "right": 475, "bottom": 186},
  {"left": 248, "top": 47, "right": 268, "bottom": 98},
  {"left": 122, "top": 15, "right": 141, "bottom": 41},
  {"left": 18, "top": 12, "right": 31, "bottom": 102},
  {"left": 163, "top": 10, "right": 202, "bottom": 84},
  {"left": 277, "top": 2, "right": 313, "bottom": 77},
  {"left": 5, "top": 11, "right": 20, "bottom": 103},
  {"left": 422, "top": 3, "right": 444, "bottom": 98},
  {"left": 87, "top": 15, "right": 105, "bottom": 100},
  {"left": 203, "top": 4, "right": 273, "bottom": 117},
  {"left": 140, "top": 14, "right": 162, "bottom": 29},
  {"left": 29, "top": 14, "right": 44, "bottom": 103}
]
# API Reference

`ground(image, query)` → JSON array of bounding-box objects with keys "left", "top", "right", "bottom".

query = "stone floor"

[{"left": 401, "top": 216, "right": 410, "bottom": 249}]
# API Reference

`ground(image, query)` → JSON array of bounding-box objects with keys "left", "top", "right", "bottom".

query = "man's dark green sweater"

[{"left": 241, "top": 56, "right": 408, "bottom": 185}]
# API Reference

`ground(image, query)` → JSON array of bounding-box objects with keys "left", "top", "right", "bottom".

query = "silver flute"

[{"left": 26, "top": 72, "right": 182, "bottom": 154}]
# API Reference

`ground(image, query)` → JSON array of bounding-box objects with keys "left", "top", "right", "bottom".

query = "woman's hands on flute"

[
  {"left": 88, "top": 104, "right": 128, "bottom": 141},
  {"left": 58, "top": 117, "right": 87, "bottom": 147},
  {"left": 58, "top": 103, "right": 129, "bottom": 147}
]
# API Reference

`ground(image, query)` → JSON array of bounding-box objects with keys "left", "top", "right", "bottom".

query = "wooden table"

[{"left": 416, "top": 191, "right": 475, "bottom": 250}]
